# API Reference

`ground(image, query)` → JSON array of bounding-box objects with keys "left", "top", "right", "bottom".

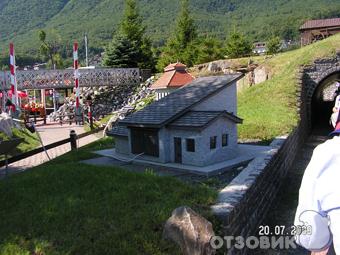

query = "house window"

[
  {"left": 186, "top": 138, "right": 195, "bottom": 152},
  {"left": 222, "top": 134, "right": 228, "bottom": 147},
  {"left": 210, "top": 136, "right": 217, "bottom": 149}
]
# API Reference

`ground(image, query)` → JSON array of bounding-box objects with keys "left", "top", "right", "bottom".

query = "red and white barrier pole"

[
  {"left": 9, "top": 43, "right": 18, "bottom": 107},
  {"left": 73, "top": 42, "right": 80, "bottom": 110}
]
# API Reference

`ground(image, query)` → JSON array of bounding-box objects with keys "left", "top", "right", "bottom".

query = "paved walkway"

[{"left": 0, "top": 123, "right": 101, "bottom": 177}]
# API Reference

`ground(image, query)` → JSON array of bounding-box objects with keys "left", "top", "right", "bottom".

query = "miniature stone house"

[
  {"left": 150, "top": 62, "right": 194, "bottom": 101},
  {"left": 108, "top": 74, "right": 243, "bottom": 167}
]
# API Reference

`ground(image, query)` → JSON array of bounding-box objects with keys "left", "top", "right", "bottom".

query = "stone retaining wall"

[
  {"left": 0, "top": 113, "right": 14, "bottom": 137},
  {"left": 212, "top": 124, "right": 306, "bottom": 254}
]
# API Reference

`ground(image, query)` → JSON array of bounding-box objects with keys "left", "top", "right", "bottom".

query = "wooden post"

[{"left": 70, "top": 130, "right": 77, "bottom": 150}]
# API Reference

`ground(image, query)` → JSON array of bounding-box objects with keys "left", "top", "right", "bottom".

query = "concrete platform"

[{"left": 87, "top": 144, "right": 274, "bottom": 177}]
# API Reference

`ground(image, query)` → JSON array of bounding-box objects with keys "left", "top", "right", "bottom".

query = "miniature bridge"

[{"left": 0, "top": 68, "right": 140, "bottom": 90}]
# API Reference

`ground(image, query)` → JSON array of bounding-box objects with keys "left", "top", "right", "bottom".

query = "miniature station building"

[
  {"left": 107, "top": 74, "right": 244, "bottom": 167},
  {"left": 150, "top": 62, "right": 194, "bottom": 101},
  {"left": 300, "top": 18, "right": 340, "bottom": 46}
]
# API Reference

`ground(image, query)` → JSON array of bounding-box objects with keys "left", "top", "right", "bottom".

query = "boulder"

[
  {"left": 254, "top": 66, "right": 269, "bottom": 84},
  {"left": 163, "top": 206, "right": 215, "bottom": 255},
  {"left": 207, "top": 62, "right": 221, "bottom": 73},
  {"left": 0, "top": 113, "right": 14, "bottom": 137}
]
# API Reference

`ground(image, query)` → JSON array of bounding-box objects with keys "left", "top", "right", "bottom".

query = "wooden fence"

[{"left": 0, "top": 126, "right": 104, "bottom": 168}]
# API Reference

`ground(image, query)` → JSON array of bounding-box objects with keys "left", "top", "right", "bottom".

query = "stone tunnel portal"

[{"left": 311, "top": 72, "right": 340, "bottom": 133}]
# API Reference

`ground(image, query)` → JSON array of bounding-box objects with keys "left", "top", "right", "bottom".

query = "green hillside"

[
  {"left": 238, "top": 33, "right": 340, "bottom": 141},
  {"left": 1, "top": 0, "right": 340, "bottom": 55}
]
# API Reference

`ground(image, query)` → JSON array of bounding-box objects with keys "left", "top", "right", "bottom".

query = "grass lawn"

[
  {"left": 0, "top": 138, "right": 217, "bottom": 255},
  {"left": 238, "top": 33, "right": 340, "bottom": 141},
  {"left": 0, "top": 128, "right": 40, "bottom": 159}
]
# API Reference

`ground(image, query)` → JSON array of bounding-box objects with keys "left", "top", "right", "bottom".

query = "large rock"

[
  {"left": 254, "top": 66, "right": 269, "bottom": 84},
  {"left": 207, "top": 62, "right": 221, "bottom": 73},
  {"left": 163, "top": 206, "right": 215, "bottom": 255},
  {"left": 0, "top": 113, "right": 14, "bottom": 137}
]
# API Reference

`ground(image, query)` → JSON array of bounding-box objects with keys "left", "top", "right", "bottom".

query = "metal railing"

[{"left": 0, "top": 68, "right": 140, "bottom": 90}]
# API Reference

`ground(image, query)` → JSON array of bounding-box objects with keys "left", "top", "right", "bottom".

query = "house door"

[
  {"left": 174, "top": 137, "right": 182, "bottom": 163},
  {"left": 131, "top": 128, "right": 159, "bottom": 157}
]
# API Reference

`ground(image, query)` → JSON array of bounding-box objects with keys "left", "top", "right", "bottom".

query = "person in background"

[
  {"left": 5, "top": 98, "right": 15, "bottom": 114},
  {"left": 330, "top": 83, "right": 340, "bottom": 128},
  {"left": 294, "top": 119, "right": 340, "bottom": 255}
]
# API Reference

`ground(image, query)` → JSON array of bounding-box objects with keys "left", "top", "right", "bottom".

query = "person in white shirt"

[
  {"left": 294, "top": 121, "right": 340, "bottom": 255},
  {"left": 330, "top": 85, "right": 340, "bottom": 128}
]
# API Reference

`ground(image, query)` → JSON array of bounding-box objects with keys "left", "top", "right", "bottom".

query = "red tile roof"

[
  {"left": 164, "top": 62, "right": 187, "bottom": 71},
  {"left": 151, "top": 63, "right": 194, "bottom": 89},
  {"left": 300, "top": 18, "right": 340, "bottom": 30}
]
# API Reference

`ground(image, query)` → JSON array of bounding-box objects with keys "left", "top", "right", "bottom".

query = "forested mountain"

[{"left": 1, "top": 0, "right": 340, "bottom": 55}]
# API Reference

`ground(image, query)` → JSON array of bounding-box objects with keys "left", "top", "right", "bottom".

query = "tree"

[
  {"left": 38, "top": 30, "right": 63, "bottom": 69},
  {"left": 121, "top": 0, "right": 145, "bottom": 43},
  {"left": 266, "top": 36, "right": 281, "bottom": 55},
  {"left": 195, "top": 37, "right": 224, "bottom": 64},
  {"left": 157, "top": 0, "right": 198, "bottom": 70},
  {"left": 225, "top": 31, "right": 252, "bottom": 58},
  {"left": 174, "top": 0, "right": 197, "bottom": 48},
  {"left": 103, "top": 0, "right": 154, "bottom": 69},
  {"left": 102, "top": 34, "right": 139, "bottom": 67}
]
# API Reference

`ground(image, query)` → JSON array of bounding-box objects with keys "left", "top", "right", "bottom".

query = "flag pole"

[
  {"left": 73, "top": 42, "right": 80, "bottom": 122},
  {"left": 9, "top": 43, "right": 18, "bottom": 108}
]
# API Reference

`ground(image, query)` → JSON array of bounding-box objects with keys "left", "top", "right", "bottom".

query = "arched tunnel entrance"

[{"left": 311, "top": 72, "right": 340, "bottom": 134}]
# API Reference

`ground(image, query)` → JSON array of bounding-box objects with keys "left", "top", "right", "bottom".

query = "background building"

[
  {"left": 150, "top": 62, "right": 194, "bottom": 100},
  {"left": 300, "top": 18, "right": 340, "bottom": 46}
]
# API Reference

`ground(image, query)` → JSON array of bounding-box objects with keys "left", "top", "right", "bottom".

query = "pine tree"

[
  {"left": 157, "top": 0, "right": 197, "bottom": 70},
  {"left": 174, "top": 0, "right": 197, "bottom": 49},
  {"left": 103, "top": 0, "right": 154, "bottom": 69},
  {"left": 102, "top": 34, "right": 139, "bottom": 68},
  {"left": 195, "top": 37, "right": 224, "bottom": 64},
  {"left": 157, "top": 0, "right": 225, "bottom": 70},
  {"left": 121, "top": 0, "right": 145, "bottom": 43},
  {"left": 266, "top": 36, "right": 281, "bottom": 55},
  {"left": 225, "top": 31, "right": 252, "bottom": 58}
]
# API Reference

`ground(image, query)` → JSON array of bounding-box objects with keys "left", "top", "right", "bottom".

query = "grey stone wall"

[
  {"left": 115, "top": 136, "right": 129, "bottom": 154},
  {"left": 165, "top": 128, "right": 205, "bottom": 166},
  {"left": 211, "top": 126, "right": 306, "bottom": 254},
  {"left": 166, "top": 117, "right": 238, "bottom": 167},
  {"left": 201, "top": 118, "right": 238, "bottom": 165},
  {"left": 192, "top": 82, "right": 237, "bottom": 114}
]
